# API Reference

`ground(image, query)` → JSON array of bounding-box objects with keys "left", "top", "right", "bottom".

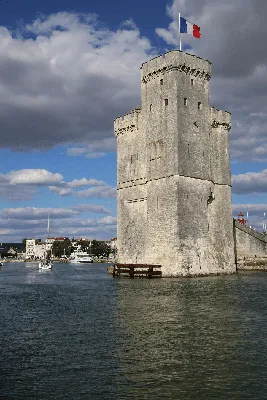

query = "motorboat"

[
  {"left": 39, "top": 260, "right": 53, "bottom": 270},
  {"left": 69, "top": 251, "right": 93, "bottom": 263}
]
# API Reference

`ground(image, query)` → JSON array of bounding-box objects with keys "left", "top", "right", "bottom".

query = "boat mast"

[{"left": 47, "top": 212, "right": 50, "bottom": 237}]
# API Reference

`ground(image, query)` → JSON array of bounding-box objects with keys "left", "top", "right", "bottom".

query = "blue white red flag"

[{"left": 180, "top": 16, "right": 201, "bottom": 39}]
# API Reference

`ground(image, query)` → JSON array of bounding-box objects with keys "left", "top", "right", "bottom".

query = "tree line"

[
  {"left": 21, "top": 238, "right": 114, "bottom": 258},
  {"left": 48, "top": 239, "right": 112, "bottom": 258}
]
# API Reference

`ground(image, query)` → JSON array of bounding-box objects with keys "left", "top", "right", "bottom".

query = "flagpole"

[{"left": 178, "top": 12, "right": 182, "bottom": 51}]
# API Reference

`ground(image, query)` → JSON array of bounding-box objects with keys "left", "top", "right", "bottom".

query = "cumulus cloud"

[
  {"left": 75, "top": 185, "right": 116, "bottom": 199},
  {"left": 232, "top": 169, "right": 267, "bottom": 194},
  {"left": 49, "top": 186, "right": 72, "bottom": 196},
  {"left": 66, "top": 178, "right": 106, "bottom": 188},
  {"left": 156, "top": 0, "right": 267, "bottom": 162},
  {"left": 0, "top": 205, "right": 115, "bottom": 241},
  {"left": 0, "top": 207, "right": 79, "bottom": 220},
  {"left": 0, "top": 12, "right": 154, "bottom": 152},
  {"left": 1, "top": 5, "right": 266, "bottom": 163},
  {"left": 98, "top": 216, "right": 117, "bottom": 225},
  {"left": 0, "top": 173, "right": 37, "bottom": 201},
  {"left": 49, "top": 183, "right": 116, "bottom": 198},
  {"left": 71, "top": 204, "right": 111, "bottom": 214},
  {"left": 0, "top": 205, "right": 111, "bottom": 220},
  {"left": 0, "top": 168, "right": 116, "bottom": 201},
  {"left": 7, "top": 169, "right": 63, "bottom": 185},
  {"left": 66, "top": 138, "right": 116, "bottom": 158}
]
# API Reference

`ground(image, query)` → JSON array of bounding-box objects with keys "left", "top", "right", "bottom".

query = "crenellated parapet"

[
  {"left": 114, "top": 107, "right": 141, "bottom": 137},
  {"left": 210, "top": 107, "right": 231, "bottom": 131},
  {"left": 141, "top": 50, "right": 211, "bottom": 83}
]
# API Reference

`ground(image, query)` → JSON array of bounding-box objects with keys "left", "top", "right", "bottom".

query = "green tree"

[
  {"left": 52, "top": 238, "right": 72, "bottom": 258},
  {"left": 91, "top": 240, "right": 111, "bottom": 258}
]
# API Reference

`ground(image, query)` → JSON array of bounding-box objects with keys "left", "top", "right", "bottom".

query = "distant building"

[
  {"left": 45, "top": 237, "right": 56, "bottom": 252},
  {"left": 35, "top": 242, "right": 46, "bottom": 259},
  {"left": 26, "top": 239, "right": 37, "bottom": 259},
  {"left": 55, "top": 237, "right": 67, "bottom": 242},
  {"left": 110, "top": 237, "right": 117, "bottom": 251},
  {"left": 17, "top": 252, "right": 26, "bottom": 260},
  {"left": 0, "top": 243, "right": 24, "bottom": 258},
  {"left": 7, "top": 247, "right": 17, "bottom": 256}
]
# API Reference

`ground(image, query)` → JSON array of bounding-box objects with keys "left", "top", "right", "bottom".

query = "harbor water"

[{"left": 1, "top": 262, "right": 267, "bottom": 399}]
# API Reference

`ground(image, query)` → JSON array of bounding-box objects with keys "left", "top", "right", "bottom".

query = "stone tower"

[{"left": 114, "top": 50, "right": 235, "bottom": 276}]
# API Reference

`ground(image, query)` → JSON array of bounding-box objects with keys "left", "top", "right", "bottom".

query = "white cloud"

[
  {"left": 7, "top": 169, "right": 63, "bottom": 185},
  {"left": 232, "top": 169, "right": 267, "bottom": 194},
  {"left": 66, "top": 178, "right": 106, "bottom": 188},
  {"left": 49, "top": 183, "right": 116, "bottom": 198},
  {"left": 71, "top": 204, "right": 111, "bottom": 214},
  {"left": 0, "top": 12, "right": 154, "bottom": 151},
  {"left": 0, "top": 172, "right": 37, "bottom": 201},
  {"left": 0, "top": 205, "right": 116, "bottom": 242},
  {"left": 66, "top": 138, "right": 116, "bottom": 158},
  {"left": 66, "top": 147, "right": 87, "bottom": 156},
  {"left": 0, "top": 207, "right": 78, "bottom": 220},
  {"left": 0, "top": 168, "right": 115, "bottom": 201},
  {"left": 0, "top": 205, "right": 111, "bottom": 220},
  {"left": 49, "top": 186, "right": 72, "bottom": 196},
  {"left": 98, "top": 216, "right": 117, "bottom": 225},
  {"left": 75, "top": 185, "right": 116, "bottom": 199}
]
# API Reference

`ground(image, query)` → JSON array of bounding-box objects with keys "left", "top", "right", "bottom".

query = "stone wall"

[{"left": 234, "top": 220, "right": 267, "bottom": 269}]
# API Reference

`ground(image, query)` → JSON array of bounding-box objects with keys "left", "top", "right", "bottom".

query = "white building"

[
  {"left": 110, "top": 237, "right": 117, "bottom": 251},
  {"left": 26, "top": 239, "right": 37, "bottom": 259},
  {"left": 35, "top": 242, "right": 46, "bottom": 259},
  {"left": 45, "top": 237, "right": 55, "bottom": 252}
]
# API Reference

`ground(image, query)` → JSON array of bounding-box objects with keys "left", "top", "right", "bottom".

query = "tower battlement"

[
  {"left": 141, "top": 50, "right": 211, "bottom": 83},
  {"left": 114, "top": 108, "right": 141, "bottom": 137},
  {"left": 211, "top": 107, "right": 231, "bottom": 130}
]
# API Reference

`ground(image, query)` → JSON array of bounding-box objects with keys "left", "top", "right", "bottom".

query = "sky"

[{"left": 1, "top": 0, "right": 267, "bottom": 242}]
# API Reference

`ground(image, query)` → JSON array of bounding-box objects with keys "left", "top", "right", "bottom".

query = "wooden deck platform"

[{"left": 112, "top": 263, "right": 162, "bottom": 278}]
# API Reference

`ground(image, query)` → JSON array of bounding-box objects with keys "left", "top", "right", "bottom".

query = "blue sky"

[{"left": 1, "top": 0, "right": 267, "bottom": 242}]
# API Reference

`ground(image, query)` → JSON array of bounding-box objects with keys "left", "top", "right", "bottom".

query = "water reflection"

[
  {"left": 114, "top": 274, "right": 267, "bottom": 399},
  {"left": 1, "top": 263, "right": 267, "bottom": 399}
]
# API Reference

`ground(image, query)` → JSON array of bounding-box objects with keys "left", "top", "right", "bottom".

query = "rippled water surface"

[{"left": 1, "top": 262, "right": 267, "bottom": 399}]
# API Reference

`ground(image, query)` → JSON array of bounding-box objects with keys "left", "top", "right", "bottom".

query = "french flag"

[{"left": 180, "top": 16, "right": 201, "bottom": 39}]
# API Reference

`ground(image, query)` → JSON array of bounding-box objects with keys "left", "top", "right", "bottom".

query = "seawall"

[{"left": 234, "top": 219, "right": 267, "bottom": 270}]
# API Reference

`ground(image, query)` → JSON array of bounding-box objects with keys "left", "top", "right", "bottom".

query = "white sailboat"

[{"left": 39, "top": 212, "right": 53, "bottom": 270}]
